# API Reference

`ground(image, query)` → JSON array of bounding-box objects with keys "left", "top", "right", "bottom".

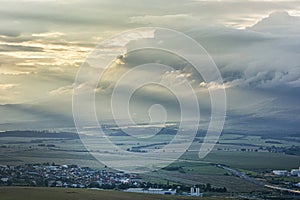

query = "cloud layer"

[{"left": 0, "top": 0, "right": 299, "bottom": 133}]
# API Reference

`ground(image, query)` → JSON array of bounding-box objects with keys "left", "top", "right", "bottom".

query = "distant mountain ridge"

[{"left": 0, "top": 130, "right": 79, "bottom": 139}]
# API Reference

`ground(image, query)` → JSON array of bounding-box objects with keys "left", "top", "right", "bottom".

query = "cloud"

[
  {"left": 127, "top": 1, "right": 300, "bottom": 29},
  {"left": 179, "top": 11, "right": 300, "bottom": 89},
  {"left": 248, "top": 11, "right": 300, "bottom": 34},
  {"left": 49, "top": 85, "right": 73, "bottom": 96},
  {"left": 0, "top": 83, "right": 18, "bottom": 90},
  {"left": 0, "top": 34, "right": 39, "bottom": 43},
  {"left": 0, "top": 0, "right": 298, "bottom": 131},
  {"left": 0, "top": 54, "right": 37, "bottom": 75},
  {"left": 0, "top": 35, "right": 90, "bottom": 68},
  {"left": 0, "top": 44, "right": 44, "bottom": 52},
  {"left": 199, "top": 81, "right": 232, "bottom": 90},
  {"left": 0, "top": 84, "right": 20, "bottom": 104},
  {"left": 32, "top": 32, "right": 65, "bottom": 38},
  {"left": 128, "top": 14, "right": 202, "bottom": 29}
]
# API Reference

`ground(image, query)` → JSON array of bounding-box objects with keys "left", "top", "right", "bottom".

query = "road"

[
  {"left": 217, "top": 164, "right": 265, "bottom": 186},
  {"left": 217, "top": 164, "right": 300, "bottom": 195}
]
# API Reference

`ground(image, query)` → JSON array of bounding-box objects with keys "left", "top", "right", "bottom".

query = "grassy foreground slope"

[{"left": 0, "top": 187, "right": 240, "bottom": 200}]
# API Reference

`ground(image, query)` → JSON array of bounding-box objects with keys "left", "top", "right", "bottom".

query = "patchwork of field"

[{"left": 0, "top": 130, "right": 299, "bottom": 192}]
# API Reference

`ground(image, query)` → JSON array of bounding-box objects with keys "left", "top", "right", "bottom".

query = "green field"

[
  {"left": 0, "top": 131, "right": 299, "bottom": 194},
  {"left": 1, "top": 133, "right": 299, "bottom": 170},
  {"left": 203, "top": 151, "right": 300, "bottom": 170},
  {"left": 142, "top": 170, "right": 265, "bottom": 193},
  {"left": 0, "top": 187, "right": 241, "bottom": 200}
]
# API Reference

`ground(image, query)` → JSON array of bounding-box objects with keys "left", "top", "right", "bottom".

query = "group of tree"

[{"left": 87, "top": 181, "right": 227, "bottom": 193}]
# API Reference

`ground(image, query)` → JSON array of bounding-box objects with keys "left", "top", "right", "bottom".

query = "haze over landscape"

[{"left": 0, "top": 1, "right": 300, "bottom": 199}]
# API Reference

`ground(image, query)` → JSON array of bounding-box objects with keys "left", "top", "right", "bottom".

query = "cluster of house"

[
  {"left": 0, "top": 163, "right": 139, "bottom": 188},
  {"left": 0, "top": 163, "right": 205, "bottom": 197},
  {"left": 272, "top": 167, "right": 300, "bottom": 177}
]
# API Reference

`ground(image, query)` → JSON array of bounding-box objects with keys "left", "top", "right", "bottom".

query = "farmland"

[{"left": 0, "top": 129, "right": 299, "bottom": 194}]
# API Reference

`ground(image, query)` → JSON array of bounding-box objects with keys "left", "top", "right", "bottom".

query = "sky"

[{"left": 0, "top": 0, "right": 300, "bottom": 133}]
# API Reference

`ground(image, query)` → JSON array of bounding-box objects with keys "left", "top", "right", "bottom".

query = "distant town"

[
  {"left": 0, "top": 163, "right": 227, "bottom": 197},
  {"left": 0, "top": 163, "right": 137, "bottom": 189}
]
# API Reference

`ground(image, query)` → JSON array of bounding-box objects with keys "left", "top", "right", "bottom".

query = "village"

[
  {"left": 0, "top": 163, "right": 139, "bottom": 188},
  {"left": 0, "top": 163, "right": 220, "bottom": 197}
]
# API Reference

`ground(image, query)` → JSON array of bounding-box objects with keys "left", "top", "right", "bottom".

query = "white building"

[
  {"left": 190, "top": 187, "right": 202, "bottom": 197},
  {"left": 125, "top": 188, "right": 176, "bottom": 195},
  {"left": 148, "top": 188, "right": 176, "bottom": 195},
  {"left": 291, "top": 169, "right": 300, "bottom": 176},
  {"left": 272, "top": 170, "right": 288, "bottom": 176}
]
